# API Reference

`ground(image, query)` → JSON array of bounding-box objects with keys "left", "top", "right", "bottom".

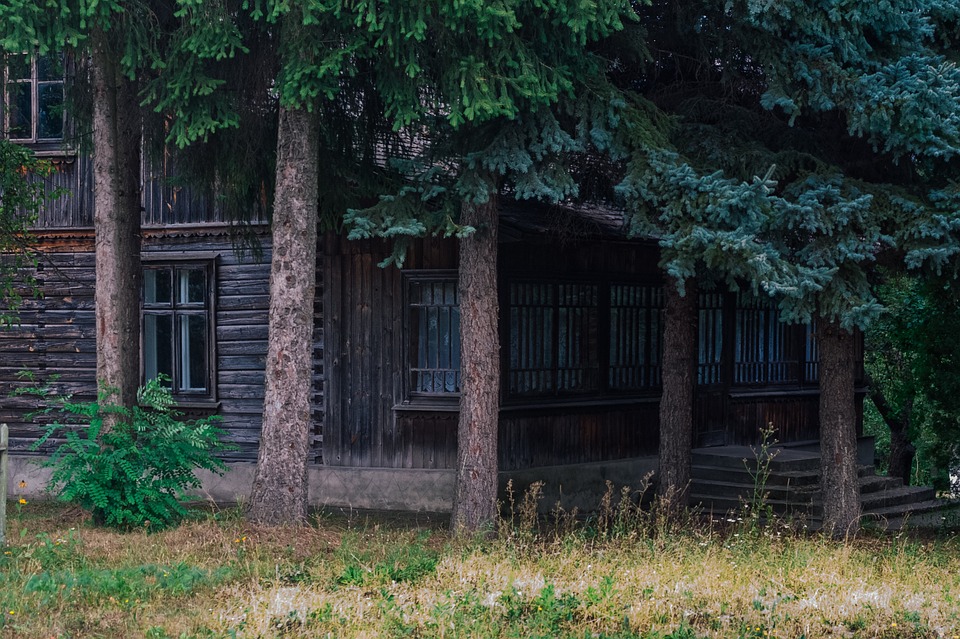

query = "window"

[
  {"left": 2, "top": 53, "right": 65, "bottom": 147},
  {"left": 142, "top": 262, "right": 216, "bottom": 401},
  {"left": 407, "top": 273, "right": 461, "bottom": 399},
  {"left": 698, "top": 291, "right": 724, "bottom": 385},
  {"left": 509, "top": 281, "right": 600, "bottom": 396},
  {"left": 508, "top": 279, "right": 665, "bottom": 399},
  {"left": 608, "top": 283, "right": 662, "bottom": 390},
  {"left": 734, "top": 294, "right": 800, "bottom": 385}
]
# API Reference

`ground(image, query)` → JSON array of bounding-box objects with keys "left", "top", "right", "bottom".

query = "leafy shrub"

[{"left": 29, "top": 376, "right": 233, "bottom": 530}]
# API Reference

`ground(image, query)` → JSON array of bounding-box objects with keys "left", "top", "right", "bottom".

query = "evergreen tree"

[
  {"left": 0, "top": 140, "right": 53, "bottom": 326},
  {"left": 616, "top": 0, "right": 960, "bottom": 535},
  {"left": 0, "top": 1, "right": 162, "bottom": 413},
  {"left": 342, "top": 0, "right": 646, "bottom": 533}
]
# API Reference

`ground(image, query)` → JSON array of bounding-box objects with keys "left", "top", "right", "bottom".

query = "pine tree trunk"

[
  {"left": 451, "top": 192, "right": 500, "bottom": 534},
  {"left": 91, "top": 28, "right": 141, "bottom": 415},
  {"left": 818, "top": 319, "right": 861, "bottom": 537},
  {"left": 887, "top": 420, "right": 916, "bottom": 485},
  {"left": 248, "top": 104, "right": 321, "bottom": 525},
  {"left": 658, "top": 276, "right": 697, "bottom": 508}
]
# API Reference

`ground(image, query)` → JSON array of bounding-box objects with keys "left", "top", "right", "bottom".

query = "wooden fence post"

[{"left": 0, "top": 423, "right": 7, "bottom": 545}]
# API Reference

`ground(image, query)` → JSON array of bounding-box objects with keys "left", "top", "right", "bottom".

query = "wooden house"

[{"left": 0, "top": 56, "right": 863, "bottom": 511}]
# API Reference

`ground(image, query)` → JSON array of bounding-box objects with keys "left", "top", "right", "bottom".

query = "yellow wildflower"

[{"left": 18, "top": 498, "right": 26, "bottom": 505}]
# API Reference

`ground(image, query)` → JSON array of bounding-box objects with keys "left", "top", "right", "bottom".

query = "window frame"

[
  {"left": 1, "top": 51, "right": 71, "bottom": 155},
  {"left": 503, "top": 275, "right": 665, "bottom": 405},
  {"left": 141, "top": 255, "right": 218, "bottom": 406},
  {"left": 400, "top": 269, "right": 462, "bottom": 410}
]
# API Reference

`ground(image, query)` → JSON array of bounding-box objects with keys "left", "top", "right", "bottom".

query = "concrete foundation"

[{"left": 6, "top": 454, "right": 658, "bottom": 513}]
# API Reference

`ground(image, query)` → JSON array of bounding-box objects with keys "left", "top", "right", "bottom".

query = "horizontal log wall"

[
  {"left": 0, "top": 228, "right": 284, "bottom": 463},
  {"left": 0, "top": 249, "right": 97, "bottom": 452}
]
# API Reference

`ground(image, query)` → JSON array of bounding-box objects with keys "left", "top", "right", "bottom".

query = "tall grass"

[{"left": 1, "top": 498, "right": 959, "bottom": 638}]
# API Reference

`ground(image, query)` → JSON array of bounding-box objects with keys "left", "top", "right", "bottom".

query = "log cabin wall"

[
  {"left": 497, "top": 239, "right": 665, "bottom": 469},
  {"left": 322, "top": 232, "right": 458, "bottom": 468},
  {"left": 0, "top": 149, "right": 289, "bottom": 462},
  {"left": 0, "top": 228, "right": 279, "bottom": 462},
  {"left": 321, "top": 229, "right": 858, "bottom": 472}
]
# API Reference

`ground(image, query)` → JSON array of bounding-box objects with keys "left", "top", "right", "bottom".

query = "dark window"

[
  {"left": 734, "top": 294, "right": 800, "bottom": 384},
  {"left": 804, "top": 321, "right": 819, "bottom": 383},
  {"left": 3, "top": 53, "right": 65, "bottom": 144},
  {"left": 698, "top": 291, "right": 724, "bottom": 385},
  {"left": 142, "top": 263, "right": 215, "bottom": 400},
  {"left": 609, "top": 283, "right": 662, "bottom": 390},
  {"left": 407, "top": 275, "right": 461, "bottom": 397},
  {"left": 508, "top": 281, "right": 600, "bottom": 397}
]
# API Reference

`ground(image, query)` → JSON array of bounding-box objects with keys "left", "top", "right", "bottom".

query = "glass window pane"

[
  {"left": 144, "top": 314, "right": 173, "bottom": 384},
  {"left": 36, "top": 54, "right": 63, "bottom": 81},
  {"left": 409, "top": 277, "right": 460, "bottom": 395},
  {"left": 178, "top": 267, "right": 206, "bottom": 304},
  {"left": 37, "top": 82, "right": 64, "bottom": 139},
  {"left": 6, "top": 54, "right": 30, "bottom": 81},
  {"left": 6, "top": 82, "right": 32, "bottom": 139},
  {"left": 178, "top": 314, "right": 208, "bottom": 392},
  {"left": 144, "top": 269, "right": 172, "bottom": 305}
]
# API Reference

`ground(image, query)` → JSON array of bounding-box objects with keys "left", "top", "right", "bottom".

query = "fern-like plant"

[{"left": 28, "top": 376, "right": 233, "bottom": 530}]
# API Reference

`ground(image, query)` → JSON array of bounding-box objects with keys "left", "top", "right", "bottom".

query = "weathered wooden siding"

[
  {"left": 499, "top": 403, "right": 660, "bottom": 471},
  {"left": 0, "top": 228, "right": 281, "bottom": 462},
  {"left": 0, "top": 247, "right": 97, "bottom": 452},
  {"left": 30, "top": 154, "right": 262, "bottom": 229},
  {"left": 322, "top": 233, "right": 457, "bottom": 468},
  {"left": 32, "top": 157, "right": 94, "bottom": 228},
  {"left": 323, "top": 231, "right": 859, "bottom": 472}
]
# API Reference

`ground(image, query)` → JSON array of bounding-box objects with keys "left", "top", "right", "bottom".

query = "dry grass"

[{"left": 1, "top": 499, "right": 960, "bottom": 638}]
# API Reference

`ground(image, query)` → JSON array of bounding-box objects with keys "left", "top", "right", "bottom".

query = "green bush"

[{"left": 29, "top": 377, "right": 233, "bottom": 530}]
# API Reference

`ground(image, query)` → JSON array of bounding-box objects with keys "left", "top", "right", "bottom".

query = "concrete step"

[
  {"left": 692, "top": 447, "right": 820, "bottom": 473},
  {"left": 858, "top": 474, "right": 903, "bottom": 495},
  {"left": 690, "top": 494, "right": 816, "bottom": 517},
  {"left": 861, "top": 485, "right": 937, "bottom": 511},
  {"left": 689, "top": 479, "right": 817, "bottom": 503},
  {"left": 691, "top": 464, "right": 820, "bottom": 487},
  {"left": 691, "top": 466, "right": 885, "bottom": 493},
  {"left": 689, "top": 443, "right": 948, "bottom": 530},
  {"left": 861, "top": 499, "right": 955, "bottom": 531}
]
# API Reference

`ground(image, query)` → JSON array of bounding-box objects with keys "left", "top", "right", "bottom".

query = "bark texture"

[
  {"left": 91, "top": 28, "right": 142, "bottom": 413},
  {"left": 248, "top": 105, "right": 321, "bottom": 525},
  {"left": 451, "top": 193, "right": 501, "bottom": 534},
  {"left": 867, "top": 376, "right": 916, "bottom": 484},
  {"left": 658, "top": 276, "right": 698, "bottom": 508},
  {"left": 818, "top": 319, "right": 861, "bottom": 537}
]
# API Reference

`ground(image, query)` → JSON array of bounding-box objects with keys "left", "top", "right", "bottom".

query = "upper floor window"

[
  {"left": 2, "top": 53, "right": 65, "bottom": 146},
  {"left": 142, "top": 262, "right": 216, "bottom": 402}
]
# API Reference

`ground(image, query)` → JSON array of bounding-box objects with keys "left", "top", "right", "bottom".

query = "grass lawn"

[{"left": 2, "top": 497, "right": 960, "bottom": 638}]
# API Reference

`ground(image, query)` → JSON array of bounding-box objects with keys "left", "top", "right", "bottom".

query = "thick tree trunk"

[
  {"left": 887, "top": 420, "right": 916, "bottom": 485},
  {"left": 248, "top": 105, "right": 321, "bottom": 525},
  {"left": 451, "top": 192, "right": 500, "bottom": 534},
  {"left": 868, "top": 382, "right": 915, "bottom": 484},
  {"left": 91, "top": 28, "right": 141, "bottom": 414},
  {"left": 658, "top": 276, "right": 698, "bottom": 508},
  {"left": 818, "top": 319, "right": 861, "bottom": 537}
]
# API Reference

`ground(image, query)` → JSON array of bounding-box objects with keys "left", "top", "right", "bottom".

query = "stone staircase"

[{"left": 689, "top": 443, "right": 953, "bottom": 531}]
